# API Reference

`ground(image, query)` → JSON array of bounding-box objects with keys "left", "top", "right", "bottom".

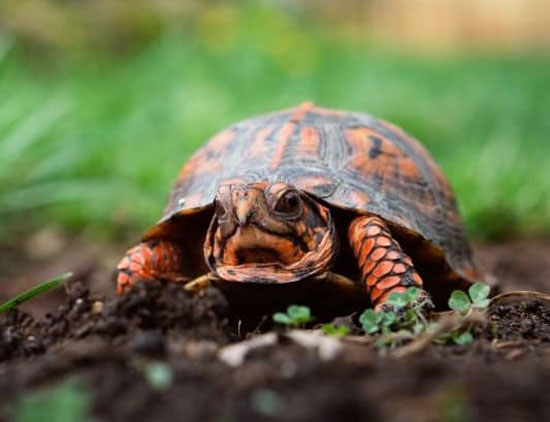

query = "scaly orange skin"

[
  {"left": 116, "top": 241, "right": 188, "bottom": 295},
  {"left": 348, "top": 216, "right": 424, "bottom": 309}
]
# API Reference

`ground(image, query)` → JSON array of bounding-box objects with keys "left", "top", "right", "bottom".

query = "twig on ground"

[
  {"left": 489, "top": 291, "right": 550, "bottom": 309},
  {"left": 391, "top": 311, "right": 486, "bottom": 359}
]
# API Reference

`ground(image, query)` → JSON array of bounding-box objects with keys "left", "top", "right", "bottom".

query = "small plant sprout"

[
  {"left": 433, "top": 323, "right": 476, "bottom": 347},
  {"left": 387, "top": 287, "right": 421, "bottom": 310},
  {"left": 438, "top": 282, "right": 491, "bottom": 346},
  {"left": 0, "top": 272, "right": 72, "bottom": 314},
  {"left": 359, "top": 284, "right": 490, "bottom": 349},
  {"left": 131, "top": 359, "right": 174, "bottom": 391},
  {"left": 359, "top": 287, "right": 431, "bottom": 348},
  {"left": 273, "top": 305, "right": 314, "bottom": 327},
  {"left": 145, "top": 362, "right": 174, "bottom": 391},
  {"left": 359, "top": 309, "right": 395, "bottom": 335},
  {"left": 450, "top": 331, "right": 474, "bottom": 345},
  {"left": 321, "top": 323, "right": 350, "bottom": 337},
  {"left": 12, "top": 377, "right": 91, "bottom": 422},
  {"left": 449, "top": 282, "right": 491, "bottom": 315}
]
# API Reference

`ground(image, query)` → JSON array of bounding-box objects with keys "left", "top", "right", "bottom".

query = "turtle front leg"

[
  {"left": 116, "top": 240, "right": 189, "bottom": 295},
  {"left": 348, "top": 216, "right": 430, "bottom": 310}
]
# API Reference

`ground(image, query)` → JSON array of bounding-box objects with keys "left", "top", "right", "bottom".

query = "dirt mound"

[
  {"left": 489, "top": 299, "right": 550, "bottom": 341},
  {"left": 0, "top": 281, "right": 230, "bottom": 361}
]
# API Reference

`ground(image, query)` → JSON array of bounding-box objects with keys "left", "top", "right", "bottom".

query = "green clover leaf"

[
  {"left": 273, "top": 312, "right": 293, "bottom": 325},
  {"left": 452, "top": 331, "right": 473, "bottom": 345},
  {"left": 321, "top": 324, "right": 350, "bottom": 337},
  {"left": 403, "top": 287, "right": 420, "bottom": 304},
  {"left": 469, "top": 282, "right": 490, "bottom": 308},
  {"left": 386, "top": 291, "right": 408, "bottom": 309},
  {"left": 287, "top": 305, "right": 313, "bottom": 324},
  {"left": 382, "top": 312, "right": 396, "bottom": 326},
  {"left": 360, "top": 309, "right": 380, "bottom": 334},
  {"left": 448, "top": 290, "right": 471, "bottom": 313}
]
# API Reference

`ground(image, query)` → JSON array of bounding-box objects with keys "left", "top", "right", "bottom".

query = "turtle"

[{"left": 116, "top": 102, "right": 483, "bottom": 312}]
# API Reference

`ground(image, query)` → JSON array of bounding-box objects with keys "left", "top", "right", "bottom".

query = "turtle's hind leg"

[
  {"left": 116, "top": 240, "right": 189, "bottom": 295},
  {"left": 348, "top": 216, "right": 430, "bottom": 310}
]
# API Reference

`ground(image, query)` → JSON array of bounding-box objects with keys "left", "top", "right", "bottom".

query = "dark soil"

[
  {"left": 0, "top": 282, "right": 230, "bottom": 362},
  {"left": 2, "top": 238, "right": 550, "bottom": 422},
  {"left": 489, "top": 299, "right": 550, "bottom": 342}
]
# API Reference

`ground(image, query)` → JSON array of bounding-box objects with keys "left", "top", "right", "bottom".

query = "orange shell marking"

[
  {"left": 269, "top": 102, "right": 314, "bottom": 170},
  {"left": 177, "top": 130, "right": 236, "bottom": 182}
]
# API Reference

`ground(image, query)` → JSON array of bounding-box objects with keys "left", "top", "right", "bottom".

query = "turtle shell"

[{"left": 145, "top": 102, "right": 477, "bottom": 283}]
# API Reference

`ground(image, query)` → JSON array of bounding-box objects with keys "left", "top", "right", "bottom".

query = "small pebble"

[{"left": 91, "top": 301, "right": 104, "bottom": 314}]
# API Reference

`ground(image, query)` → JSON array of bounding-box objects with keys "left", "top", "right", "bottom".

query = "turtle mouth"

[
  {"left": 235, "top": 247, "right": 281, "bottom": 264},
  {"left": 204, "top": 218, "right": 338, "bottom": 285},
  {"left": 222, "top": 226, "right": 306, "bottom": 266}
]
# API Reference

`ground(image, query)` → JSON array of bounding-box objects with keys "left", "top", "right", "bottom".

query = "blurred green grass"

[
  {"left": 12, "top": 377, "right": 91, "bottom": 422},
  {"left": 0, "top": 5, "right": 549, "bottom": 241}
]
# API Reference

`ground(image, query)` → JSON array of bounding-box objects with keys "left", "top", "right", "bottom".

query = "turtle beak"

[
  {"left": 235, "top": 202, "right": 251, "bottom": 226},
  {"left": 231, "top": 186, "right": 260, "bottom": 226}
]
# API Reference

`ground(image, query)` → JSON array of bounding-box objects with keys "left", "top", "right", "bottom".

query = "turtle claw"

[
  {"left": 412, "top": 289, "right": 435, "bottom": 312},
  {"left": 183, "top": 273, "right": 218, "bottom": 294}
]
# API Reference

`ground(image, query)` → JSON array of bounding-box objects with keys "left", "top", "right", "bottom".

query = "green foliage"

[
  {"left": 0, "top": 272, "right": 72, "bottom": 314},
  {"left": 250, "top": 388, "right": 282, "bottom": 417},
  {"left": 436, "top": 328, "right": 475, "bottom": 346},
  {"left": 448, "top": 291, "right": 471, "bottom": 313},
  {"left": 451, "top": 331, "right": 474, "bottom": 346},
  {"left": 359, "top": 309, "right": 395, "bottom": 334},
  {"left": 130, "top": 359, "right": 174, "bottom": 391},
  {"left": 439, "top": 282, "right": 491, "bottom": 345},
  {"left": 144, "top": 362, "right": 174, "bottom": 391},
  {"left": 321, "top": 323, "right": 350, "bottom": 337},
  {"left": 469, "top": 283, "right": 491, "bottom": 308},
  {"left": 1, "top": 2, "right": 549, "bottom": 240},
  {"left": 273, "top": 305, "right": 314, "bottom": 327},
  {"left": 449, "top": 282, "right": 491, "bottom": 315},
  {"left": 12, "top": 377, "right": 91, "bottom": 422},
  {"left": 437, "top": 282, "right": 491, "bottom": 345},
  {"left": 360, "top": 284, "right": 490, "bottom": 348},
  {"left": 359, "top": 287, "right": 431, "bottom": 347},
  {"left": 387, "top": 287, "right": 421, "bottom": 309}
]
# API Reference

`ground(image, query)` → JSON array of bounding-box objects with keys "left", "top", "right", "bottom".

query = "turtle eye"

[{"left": 274, "top": 191, "right": 301, "bottom": 217}]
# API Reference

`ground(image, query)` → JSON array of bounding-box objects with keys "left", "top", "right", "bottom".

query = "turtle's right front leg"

[
  {"left": 116, "top": 240, "right": 188, "bottom": 295},
  {"left": 348, "top": 216, "right": 429, "bottom": 310}
]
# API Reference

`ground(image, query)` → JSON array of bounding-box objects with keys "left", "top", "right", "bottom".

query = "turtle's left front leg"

[{"left": 348, "top": 215, "right": 431, "bottom": 310}]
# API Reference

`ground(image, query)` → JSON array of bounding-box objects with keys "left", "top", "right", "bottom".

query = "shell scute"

[{"left": 154, "top": 103, "right": 476, "bottom": 282}]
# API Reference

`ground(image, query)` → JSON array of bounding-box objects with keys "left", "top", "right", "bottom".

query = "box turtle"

[{"left": 117, "top": 102, "right": 482, "bottom": 311}]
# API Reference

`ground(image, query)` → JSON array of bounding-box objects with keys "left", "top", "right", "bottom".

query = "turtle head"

[{"left": 204, "top": 182, "right": 338, "bottom": 283}]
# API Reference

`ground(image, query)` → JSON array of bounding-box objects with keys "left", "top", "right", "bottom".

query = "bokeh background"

[
  {"left": 2, "top": 4, "right": 549, "bottom": 419},
  {"left": 0, "top": 0, "right": 549, "bottom": 275}
]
